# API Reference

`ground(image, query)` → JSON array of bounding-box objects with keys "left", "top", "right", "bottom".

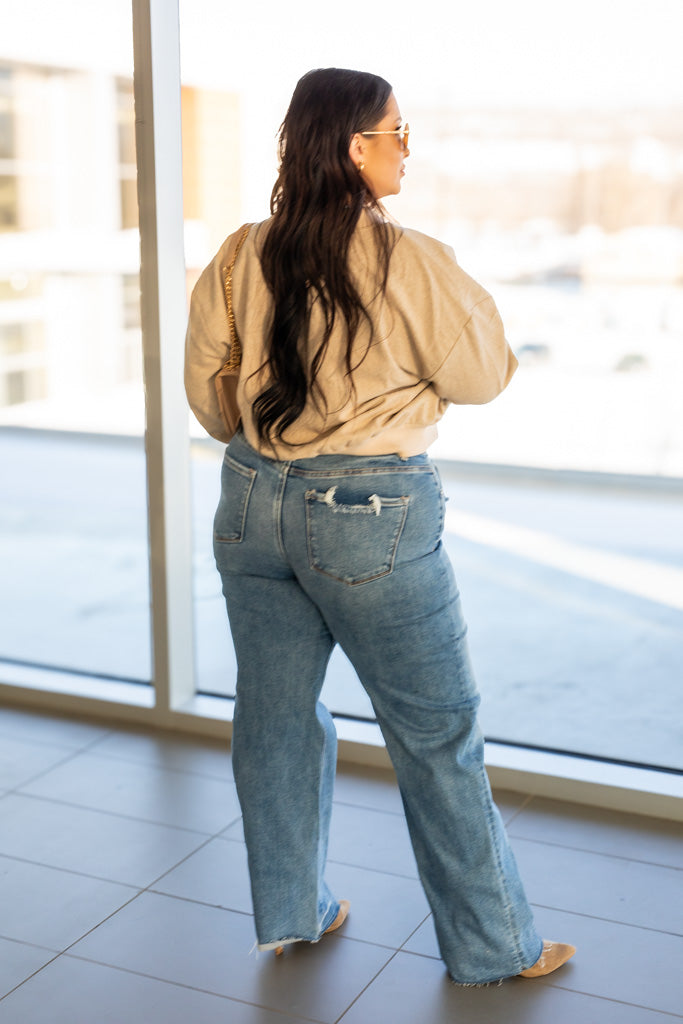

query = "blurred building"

[{"left": 0, "top": 56, "right": 240, "bottom": 424}]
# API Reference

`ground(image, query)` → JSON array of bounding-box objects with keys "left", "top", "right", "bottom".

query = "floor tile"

[
  {"left": 530, "top": 905, "right": 683, "bottom": 1016},
  {"left": 89, "top": 727, "right": 233, "bottom": 780},
  {"left": 0, "top": 735, "right": 74, "bottom": 790},
  {"left": 325, "top": 860, "right": 431, "bottom": 948},
  {"left": 2, "top": 707, "right": 681, "bottom": 1024},
  {"left": 0, "top": 938, "right": 56, "bottom": 1000},
  {"left": 0, "top": 794, "right": 208, "bottom": 886},
  {"left": 328, "top": 802, "right": 418, "bottom": 878},
  {"left": 0, "top": 856, "right": 136, "bottom": 950},
  {"left": 512, "top": 837, "right": 683, "bottom": 934},
  {"left": 19, "top": 752, "right": 241, "bottom": 833},
  {"left": 0, "top": 956, "right": 306, "bottom": 1024},
  {"left": 333, "top": 764, "right": 404, "bottom": 815},
  {"left": 509, "top": 797, "right": 683, "bottom": 869},
  {"left": 402, "top": 915, "right": 440, "bottom": 959},
  {"left": 0, "top": 707, "right": 109, "bottom": 750},
  {"left": 490, "top": 787, "right": 532, "bottom": 823},
  {"left": 220, "top": 816, "right": 245, "bottom": 841},
  {"left": 152, "top": 837, "right": 253, "bottom": 913},
  {"left": 70, "top": 891, "right": 393, "bottom": 1023},
  {"left": 336, "top": 949, "right": 678, "bottom": 1024}
]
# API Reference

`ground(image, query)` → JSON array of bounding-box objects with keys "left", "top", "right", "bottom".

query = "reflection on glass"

[
  {"left": 180, "top": 1, "right": 683, "bottom": 770},
  {"left": 0, "top": 4, "right": 151, "bottom": 682}
]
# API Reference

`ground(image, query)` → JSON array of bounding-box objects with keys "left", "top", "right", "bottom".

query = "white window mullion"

[{"left": 132, "top": 0, "right": 194, "bottom": 714}]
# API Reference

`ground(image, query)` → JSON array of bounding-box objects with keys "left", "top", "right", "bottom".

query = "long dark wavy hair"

[{"left": 254, "top": 68, "right": 397, "bottom": 443}]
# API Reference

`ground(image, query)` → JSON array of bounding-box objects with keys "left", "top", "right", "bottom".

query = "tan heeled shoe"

[
  {"left": 519, "top": 940, "right": 576, "bottom": 978},
  {"left": 275, "top": 899, "right": 350, "bottom": 957}
]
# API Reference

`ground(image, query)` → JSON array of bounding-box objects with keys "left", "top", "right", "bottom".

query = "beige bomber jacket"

[{"left": 184, "top": 213, "right": 517, "bottom": 459}]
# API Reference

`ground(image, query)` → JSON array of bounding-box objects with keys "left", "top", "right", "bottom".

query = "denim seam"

[
  {"left": 482, "top": 795, "right": 526, "bottom": 973},
  {"left": 223, "top": 451, "right": 256, "bottom": 478},
  {"left": 430, "top": 467, "right": 446, "bottom": 539},
  {"left": 289, "top": 465, "right": 433, "bottom": 479},
  {"left": 214, "top": 458, "right": 257, "bottom": 543},
  {"left": 274, "top": 462, "right": 291, "bottom": 560}
]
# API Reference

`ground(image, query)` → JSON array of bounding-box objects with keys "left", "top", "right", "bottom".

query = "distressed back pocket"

[
  {"left": 305, "top": 486, "right": 409, "bottom": 585},
  {"left": 214, "top": 454, "right": 256, "bottom": 544}
]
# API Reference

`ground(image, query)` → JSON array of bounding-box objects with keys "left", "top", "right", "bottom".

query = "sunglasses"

[{"left": 360, "top": 123, "right": 410, "bottom": 150}]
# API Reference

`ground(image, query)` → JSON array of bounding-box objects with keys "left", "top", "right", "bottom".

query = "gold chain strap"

[{"left": 222, "top": 224, "right": 252, "bottom": 371}]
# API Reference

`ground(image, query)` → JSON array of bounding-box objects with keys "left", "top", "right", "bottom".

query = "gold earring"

[{"left": 358, "top": 161, "right": 365, "bottom": 173}]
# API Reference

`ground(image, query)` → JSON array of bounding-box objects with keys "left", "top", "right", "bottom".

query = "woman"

[{"left": 185, "top": 67, "right": 575, "bottom": 985}]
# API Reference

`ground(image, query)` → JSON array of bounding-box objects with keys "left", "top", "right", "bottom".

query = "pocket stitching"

[
  {"left": 214, "top": 457, "right": 256, "bottom": 544},
  {"left": 305, "top": 492, "right": 409, "bottom": 586}
]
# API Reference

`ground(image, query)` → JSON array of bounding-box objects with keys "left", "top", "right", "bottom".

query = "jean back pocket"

[
  {"left": 214, "top": 454, "right": 256, "bottom": 544},
  {"left": 305, "top": 486, "right": 409, "bottom": 585}
]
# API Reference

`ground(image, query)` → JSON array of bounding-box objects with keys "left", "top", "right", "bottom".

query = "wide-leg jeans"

[{"left": 213, "top": 430, "right": 542, "bottom": 984}]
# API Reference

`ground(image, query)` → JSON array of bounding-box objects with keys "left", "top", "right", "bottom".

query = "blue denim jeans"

[{"left": 214, "top": 430, "right": 542, "bottom": 984}]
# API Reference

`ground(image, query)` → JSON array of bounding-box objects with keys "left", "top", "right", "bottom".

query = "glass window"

[
  {"left": 0, "top": 320, "right": 46, "bottom": 405},
  {"left": 0, "top": 69, "right": 16, "bottom": 229},
  {"left": 179, "top": 0, "right": 683, "bottom": 771},
  {"left": 0, "top": 7, "right": 151, "bottom": 684},
  {"left": 0, "top": 176, "right": 17, "bottom": 231},
  {"left": 0, "top": 66, "right": 14, "bottom": 158}
]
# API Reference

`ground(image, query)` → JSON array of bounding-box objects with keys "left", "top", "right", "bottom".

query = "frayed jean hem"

[{"left": 449, "top": 975, "right": 506, "bottom": 988}]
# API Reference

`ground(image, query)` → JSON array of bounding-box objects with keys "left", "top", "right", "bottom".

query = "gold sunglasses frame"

[{"left": 359, "top": 123, "right": 410, "bottom": 149}]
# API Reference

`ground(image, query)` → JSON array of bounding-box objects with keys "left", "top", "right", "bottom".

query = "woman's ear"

[{"left": 348, "top": 133, "right": 365, "bottom": 169}]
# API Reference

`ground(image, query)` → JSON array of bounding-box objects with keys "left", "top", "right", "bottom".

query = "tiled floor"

[{"left": 0, "top": 705, "right": 681, "bottom": 1023}]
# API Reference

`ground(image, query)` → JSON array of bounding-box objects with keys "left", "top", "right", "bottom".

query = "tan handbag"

[{"left": 214, "top": 223, "right": 252, "bottom": 439}]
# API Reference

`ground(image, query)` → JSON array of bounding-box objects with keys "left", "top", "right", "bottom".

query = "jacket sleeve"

[
  {"left": 392, "top": 230, "right": 518, "bottom": 405},
  {"left": 429, "top": 292, "right": 518, "bottom": 405},
  {"left": 184, "top": 239, "right": 234, "bottom": 444}
]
